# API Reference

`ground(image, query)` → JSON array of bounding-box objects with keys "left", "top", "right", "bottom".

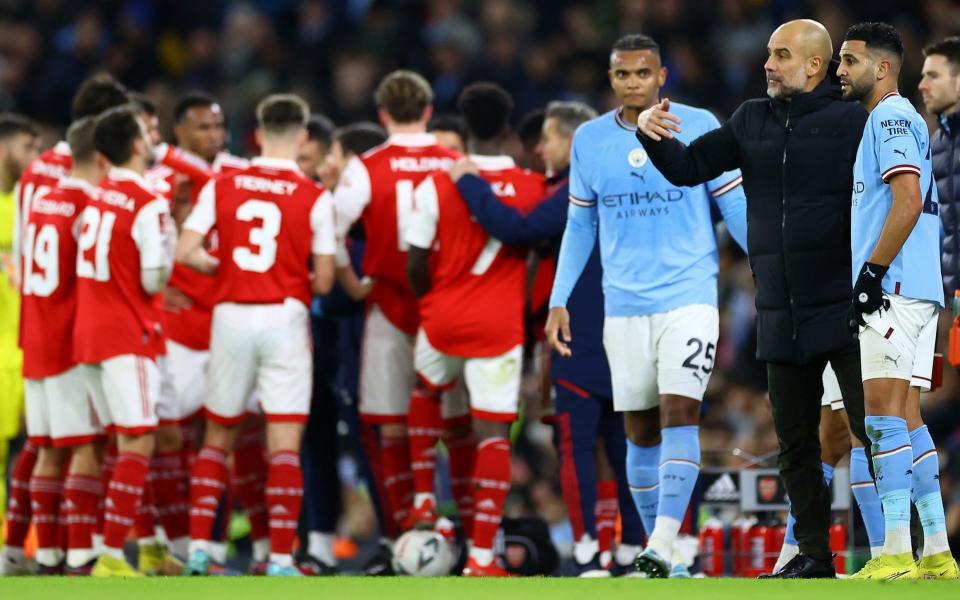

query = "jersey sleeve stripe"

[
  {"left": 569, "top": 194, "right": 596, "bottom": 207},
  {"left": 881, "top": 164, "right": 921, "bottom": 181},
  {"left": 709, "top": 175, "right": 743, "bottom": 197}
]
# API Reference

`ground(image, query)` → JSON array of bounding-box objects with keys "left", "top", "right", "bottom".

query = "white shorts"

[
  {"left": 25, "top": 366, "right": 102, "bottom": 447},
  {"left": 206, "top": 300, "right": 313, "bottom": 425},
  {"left": 165, "top": 340, "right": 209, "bottom": 423},
  {"left": 820, "top": 364, "right": 845, "bottom": 411},
  {"left": 441, "top": 378, "right": 471, "bottom": 427},
  {"left": 603, "top": 304, "right": 719, "bottom": 412},
  {"left": 359, "top": 304, "right": 415, "bottom": 423},
  {"left": 859, "top": 294, "right": 939, "bottom": 389},
  {"left": 414, "top": 329, "right": 522, "bottom": 422},
  {"left": 84, "top": 355, "right": 161, "bottom": 436}
]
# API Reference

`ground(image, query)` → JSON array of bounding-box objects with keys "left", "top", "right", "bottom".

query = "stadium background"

[{"left": 1, "top": 0, "right": 960, "bottom": 566}]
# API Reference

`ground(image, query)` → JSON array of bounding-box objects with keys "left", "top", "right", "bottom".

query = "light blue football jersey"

[
  {"left": 851, "top": 92, "right": 944, "bottom": 308},
  {"left": 550, "top": 105, "right": 746, "bottom": 317}
]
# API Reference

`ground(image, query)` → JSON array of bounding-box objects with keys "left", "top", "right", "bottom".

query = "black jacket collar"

[
  {"left": 770, "top": 62, "right": 844, "bottom": 119},
  {"left": 939, "top": 112, "right": 960, "bottom": 137}
]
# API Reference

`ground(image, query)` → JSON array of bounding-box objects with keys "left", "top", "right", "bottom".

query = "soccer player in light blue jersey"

[
  {"left": 545, "top": 33, "right": 747, "bottom": 578},
  {"left": 838, "top": 22, "right": 958, "bottom": 580}
]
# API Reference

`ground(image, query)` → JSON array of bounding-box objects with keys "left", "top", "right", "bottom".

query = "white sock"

[
  {"left": 469, "top": 547, "right": 494, "bottom": 566},
  {"left": 92, "top": 534, "right": 104, "bottom": 554},
  {"left": 870, "top": 546, "right": 883, "bottom": 559},
  {"left": 3, "top": 546, "right": 25, "bottom": 559},
  {"left": 270, "top": 553, "right": 293, "bottom": 567},
  {"left": 210, "top": 542, "right": 227, "bottom": 564},
  {"left": 573, "top": 535, "right": 599, "bottom": 565},
  {"left": 646, "top": 516, "right": 681, "bottom": 562},
  {"left": 36, "top": 548, "right": 64, "bottom": 567},
  {"left": 616, "top": 544, "right": 642, "bottom": 566},
  {"left": 599, "top": 550, "right": 613, "bottom": 569},
  {"left": 414, "top": 493, "right": 435, "bottom": 509},
  {"left": 252, "top": 538, "right": 271, "bottom": 563},
  {"left": 670, "top": 547, "right": 686, "bottom": 569},
  {"left": 308, "top": 531, "right": 336, "bottom": 566},
  {"left": 188, "top": 539, "right": 210, "bottom": 556},
  {"left": 169, "top": 536, "right": 189, "bottom": 559},
  {"left": 923, "top": 531, "right": 950, "bottom": 557},
  {"left": 882, "top": 523, "right": 912, "bottom": 556},
  {"left": 67, "top": 548, "right": 97, "bottom": 568},
  {"left": 103, "top": 546, "right": 124, "bottom": 560},
  {"left": 137, "top": 536, "right": 157, "bottom": 547},
  {"left": 774, "top": 543, "right": 799, "bottom": 572}
]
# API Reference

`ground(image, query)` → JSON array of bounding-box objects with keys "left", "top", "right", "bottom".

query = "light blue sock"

[
  {"left": 626, "top": 440, "right": 660, "bottom": 537},
  {"left": 783, "top": 462, "right": 834, "bottom": 546},
  {"left": 866, "top": 415, "right": 913, "bottom": 555},
  {"left": 850, "top": 446, "right": 884, "bottom": 551},
  {"left": 657, "top": 426, "right": 701, "bottom": 522},
  {"left": 909, "top": 425, "right": 948, "bottom": 554}
]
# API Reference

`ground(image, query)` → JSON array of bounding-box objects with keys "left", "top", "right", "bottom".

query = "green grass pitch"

[{"left": 2, "top": 577, "right": 960, "bottom": 600}]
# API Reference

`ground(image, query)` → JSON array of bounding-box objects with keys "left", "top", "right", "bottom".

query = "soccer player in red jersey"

[
  {"left": 73, "top": 106, "right": 175, "bottom": 577},
  {"left": 1, "top": 74, "right": 129, "bottom": 577},
  {"left": 20, "top": 117, "right": 106, "bottom": 575},
  {"left": 406, "top": 83, "right": 546, "bottom": 577},
  {"left": 176, "top": 94, "right": 336, "bottom": 577},
  {"left": 332, "top": 71, "right": 462, "bottom": 539}
]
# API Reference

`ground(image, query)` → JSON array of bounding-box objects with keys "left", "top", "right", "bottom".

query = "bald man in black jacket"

[{"left": 636, "top": 19, "right": 869, "bottom": 578}]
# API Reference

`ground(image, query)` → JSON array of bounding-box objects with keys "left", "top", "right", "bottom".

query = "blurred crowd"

[{"left": 0, "top": 0, "right": 959, "bottom": 555}]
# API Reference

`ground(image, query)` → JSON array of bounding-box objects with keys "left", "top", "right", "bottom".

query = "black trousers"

[{"left": 767, "top": 347, "right": 870, "bottom": 560}]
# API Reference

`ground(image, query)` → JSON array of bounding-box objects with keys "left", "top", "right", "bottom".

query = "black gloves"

[{"left": 848, "top": 261, "right": 890, "bottom": 332}]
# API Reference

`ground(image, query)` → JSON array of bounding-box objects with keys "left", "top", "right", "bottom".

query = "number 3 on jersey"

[
  {"left": 233, "top": 199, "right": 282, "bottom": 272},
  {"left": 77, "top": 206, "right": 116, "bottom": 282}
]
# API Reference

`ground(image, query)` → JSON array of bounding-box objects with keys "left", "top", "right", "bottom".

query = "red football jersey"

[
  {"left": 408, "top": 156, "right": 546, "bottom": 357},
  {"left": 147, "top": 147, "right": 249, "bottom": 350},
  {"left": 183, "top": 157, "right": 336, "bottom": 308},
  {"left": 74, "top": 168, "right": 172, "bottom": 363},
  {"left": 20, "top": 177, "right": 93, "bottom": 378},
  {"left": 333, "top": 133, "right": 459, "bottom": 336},
  {"left": 16, "top": 143, "right": 73, "bottom": 275}
]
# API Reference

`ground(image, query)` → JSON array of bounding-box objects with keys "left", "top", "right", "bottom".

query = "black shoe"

[
  {"left": 758, "top": 553, "right": 836, "bottom": 579},
  {"left": 37, "top": 560, "right": 65, "bottom": 576},
  {"left": 295, "top": 551, "right": 337, "bottom": 576},
  {"left": 362, "top": 541, "right": 395, "bottom": 576}
]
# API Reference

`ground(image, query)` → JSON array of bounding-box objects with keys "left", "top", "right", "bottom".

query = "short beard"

[
  {"left": 841, "top": 81, "right": 870, "bottom": 103},
  {"left": 766, "top": 80, "right": 804, "bottom": 100}
]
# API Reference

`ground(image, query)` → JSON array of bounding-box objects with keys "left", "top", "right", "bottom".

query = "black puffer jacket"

[
  {"left": 933, "top": 112, "right": 960, "bottom": 297},
  {"left": 638, "top": 73, "right": 867, "bottom": 364}
]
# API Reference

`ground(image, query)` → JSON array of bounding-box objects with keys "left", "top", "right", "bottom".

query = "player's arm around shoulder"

[
  {"left": 405, "top": 176, "right": 441, "bottom": 298},
  {"left": 175, "top": 178, "right": 219, "bottom": 275},
  {"left": 135, "top": 194, "right": 176, "bottom": 294}
]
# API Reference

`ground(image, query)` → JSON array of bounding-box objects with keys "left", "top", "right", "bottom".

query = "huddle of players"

[{"left": 2, "top": 66, "right": 559, "bottom": 578}]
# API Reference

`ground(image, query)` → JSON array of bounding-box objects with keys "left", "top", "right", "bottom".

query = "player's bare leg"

[
  {"left": 905, "top": 388, "right": 958, "bottom": 578},
  {"left": 632, "top": 394, "right": 701, "bottom": 578},
  {"left": 263, "top": 421, "right": 307, "bottom": 575},
  {"left": 30, "top": 445, "right": 70, "bottom": 573},
  {"left": 463, "top": 419, "right": 512, "bottom": 577},
  {"left": 64, "top": 442, "right": 102, "bottom": 574}
]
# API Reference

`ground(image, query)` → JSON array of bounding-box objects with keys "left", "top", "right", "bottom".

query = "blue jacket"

[
  {"left": 457, "top": 168, "right": 612, "bottom": 399},
  {"left": 933, "top": 113, "right": 960, "bottom": 297}
]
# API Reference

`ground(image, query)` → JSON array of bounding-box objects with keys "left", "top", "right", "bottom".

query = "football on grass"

[{"left": 392, "top": 530, "right": 455, "bottom": 576}]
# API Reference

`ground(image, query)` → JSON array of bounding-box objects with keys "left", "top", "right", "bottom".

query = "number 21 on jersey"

[{"left": 77, "top": 206, "right": 116, "bottom": 282}]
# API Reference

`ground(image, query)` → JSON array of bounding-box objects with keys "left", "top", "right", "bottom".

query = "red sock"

[
  {"left": 188, "top": 446, "right": 229, "bottom": 542},
  {"left": 381, "top": 434, "right": 413, "bottom": 527},
  {"left": 134, "top": 471, "right": 157, "bottom": 539},
  {"left": 443, "top": 429, "right": 476, "bottom": 537},
  {"left": 471, "top": 437, "right": 511, "bottom": 551},
  {"left": 233, "top": 430, "right": 269, "bottom": 543},
  {"left": 595, "top": 480, "right": 618, "bottom": 556},
  {"left": 98, "top": 442, "right": 118, "bottom": 536},
  {"left": 265, "top": 451, "right": 303, "bottom": 557},
  {"left": 408, "top": 387, "right": 442, "bottom": 499},
  {"left": 151, "top": 451, "right": 189, "bottom": 542},
  {"left": 361, "top": 422, "right": 399, "bottom": 539},
  {"left": 103, "top": 453, "right": 150, "bottom": 550},
  {"left": 4, "top": 442, "right": 38, "bottom": 547},
  {"left": 29, "top": 476, "right": 63, "bottom": 559},
  {"left": 64, "top": 475, "right": 101, "bottom": 552}
]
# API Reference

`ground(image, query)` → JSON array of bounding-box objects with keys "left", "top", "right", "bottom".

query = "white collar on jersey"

[
  {"left": 387, "top": 132, "right": 438, "bottom": 147},
  {"left": 468, "top": 154, "right": 515, "bottom": 170},
  {"left": 59, "top": 176, "right": 98, "bottom": 196},
  {"left": 108, "top": 167, "right": 153, "bottom": 190},
  {"left": 251, "top": 156, "right": 303, "bottom": 174},
  {"left": 53, "top": 140, "right": 71, "bottom": 156}
]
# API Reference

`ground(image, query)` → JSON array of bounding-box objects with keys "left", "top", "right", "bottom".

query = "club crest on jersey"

[
  {"left": 491, "top": 181, "right": 517, "bottom": 197},
  {"left": 627, "top": 148, "right": 648, "bottom": 168}
]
